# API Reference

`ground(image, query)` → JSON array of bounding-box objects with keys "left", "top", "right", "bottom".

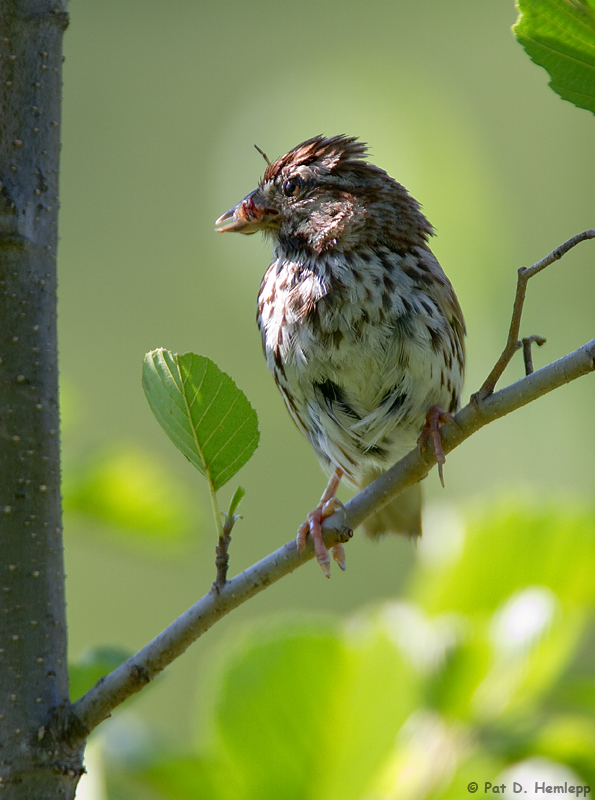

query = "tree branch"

[
  {"left": 342, "top": 338, "right": 595, "bottom": 531},
  {"left": 522, "top": 335, "right": 546, "bottom": 375},
  {"left": 66, "top": 334, "right": 595, "bottom": 745},
  {"left": 474, "top": 230, "right": 595, "bottom": 401}
]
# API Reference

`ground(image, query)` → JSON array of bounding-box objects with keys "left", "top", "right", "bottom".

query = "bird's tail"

[{"left": 360, "top": 468, "right": 422, "bottom": 539}]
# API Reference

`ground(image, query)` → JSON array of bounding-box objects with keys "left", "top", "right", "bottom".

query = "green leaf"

[
  {"left": 208, "top": 616, "right": 417, "bottom": 800},
  {"left": 63, "top": 445, "right": 197, "bottom": 545},
  {"left": 128, "top": 757, "right": 232, "bottom": 800},
  {"left": 227, "top": 486, "right": 245, "bottom": 518},
  {"left": 417, "top": 504, "right": 595, "bottom": 616},
  {"left": 412, "top": 505, "right": 595, "bottom": 720},
  {"left": 533, "top": 715, "right": 595, "bottom": 788},
  {"left": 319, "top": 611, "right": 419, "bottom": 800},
  {"left": 514, "top": 0, "right": 595, "bottom": 115},
  {"left": 212, "top": 620, "right": 346, "bottom": 800},
  {"left": 142, "top": 349, "right": 259, "bottom": 491},
  {"left": 69, "top": 646, "right": 131, "bottom": 702}
]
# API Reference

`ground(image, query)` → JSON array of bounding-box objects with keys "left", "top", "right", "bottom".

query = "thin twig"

[
  {"left": 522, "top": 335, "right": 547, "bottom": 375},
  {"left": 66, "top": 336, "right": 595, "bottom": 745},
  {"left": 212, "top": 514, "right": 236, "bottom": 590},
  {"left": 213, "top": 531, "right": 232, "bottom": 590},
  {"left": 212, "top": 488, "right": 246, "bottom": 590},
  {"left": 473, "top": 230, "right": 595, "bottom": 402}
]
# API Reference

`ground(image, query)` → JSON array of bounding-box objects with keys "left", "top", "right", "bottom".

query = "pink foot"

[
  {"left": 296, "top": 498, "right": 342, "bottom": 578},
  {"left": 296, "top": 468, "right": 345, "bottom": 578},
  {"left": 417, "top": 406, "right": 455, "bottom": 487}
]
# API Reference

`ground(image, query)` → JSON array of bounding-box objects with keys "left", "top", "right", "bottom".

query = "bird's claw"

[
  {"left": 417, "top": 405, "right": 455, "bottom": 487},
  {"left": 296, "top": 497, "right": 344, "bottom": 578},
  {"left": 331, "top": 543, "right": 346, "bottom": 571}
]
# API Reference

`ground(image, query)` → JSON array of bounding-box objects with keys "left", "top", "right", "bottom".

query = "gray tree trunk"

[{"left": 0, "top": 2, "right": 85, "bottom": 796}]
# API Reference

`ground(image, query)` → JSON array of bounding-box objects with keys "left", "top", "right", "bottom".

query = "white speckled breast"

[{"left": 257, "top": 244, "right": 464, "bottom": 487}]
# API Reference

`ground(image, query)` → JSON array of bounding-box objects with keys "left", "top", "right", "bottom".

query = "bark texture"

[{"left": 0, "top": 2, "right": 84, "bottom": 797}]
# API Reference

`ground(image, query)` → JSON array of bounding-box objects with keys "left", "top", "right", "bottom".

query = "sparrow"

[{"left": 216, "top": 135, "right": 465, "bottom": 576}]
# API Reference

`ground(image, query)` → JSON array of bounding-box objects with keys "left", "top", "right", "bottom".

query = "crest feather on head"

[{"left": 263, "top": 134, "right": 369, "bottom": 182}]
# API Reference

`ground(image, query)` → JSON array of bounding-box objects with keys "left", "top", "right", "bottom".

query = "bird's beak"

[{"left": 215, "top": 190, "right": 279, "bottom": 235}]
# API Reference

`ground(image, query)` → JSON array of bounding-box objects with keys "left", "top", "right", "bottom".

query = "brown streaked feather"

[
  {"left": 218, "top": 134, "right": 466, "bottom": 553},
  {"left": 263, "top": 134, "right": 369, "bottom": 183}
]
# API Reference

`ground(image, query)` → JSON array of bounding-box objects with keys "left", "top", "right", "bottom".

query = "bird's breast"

[{"left": 257, "top": 251, "right": 390, "bottom": 363}]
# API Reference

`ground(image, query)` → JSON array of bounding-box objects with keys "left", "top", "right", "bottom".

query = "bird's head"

[{"left": 215, "top": 135, "right": 433, "bottom": 254}]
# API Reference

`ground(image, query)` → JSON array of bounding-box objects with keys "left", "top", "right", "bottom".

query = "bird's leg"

[
  {"left": 296, "top": 467, "right": 345, "bottom": 578},
  {"left": 417, "top": 406, "right": 455, "bottom": 488}
]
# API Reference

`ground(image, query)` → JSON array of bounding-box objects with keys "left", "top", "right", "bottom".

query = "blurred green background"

[{"left": 57, "top": 0, "right": 595, "bottom": 797}]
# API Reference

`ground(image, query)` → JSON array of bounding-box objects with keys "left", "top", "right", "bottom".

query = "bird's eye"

[{"left": 282, "top": 176, "right": 302, "bottom": 197}]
